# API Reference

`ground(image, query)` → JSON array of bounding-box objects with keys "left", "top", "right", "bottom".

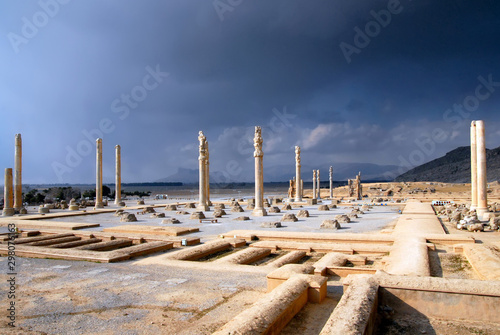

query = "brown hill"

[{"left": 394, "top": 146, "right": 500, "bottom": 183}]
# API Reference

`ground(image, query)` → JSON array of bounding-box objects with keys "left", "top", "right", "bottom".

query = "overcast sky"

[{"left": 1, "top": 0, "right": 500, "bottom": 184}]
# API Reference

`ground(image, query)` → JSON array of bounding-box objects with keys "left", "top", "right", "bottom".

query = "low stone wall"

[
  {"left": 385, "top": 235, "right": 430, "bottom": 276},
  {"left": 375, "top": 274, "right": 500, "bottom": 323},
  {"left": 165, "top": 240, "right": 232, "bottom": 261},
  {"left": 462, "top": 244, "right": 500, "bottom": 280},
  {"left": 215, "top": 247, "right": 271, "bottom": 265},
  {"left": 313, "top": 252, "right": 348, "bottom": 276},
  {"left": 266, "top": 250, "right": 306, "bottom": 268},
  {"left": 213, "top": 275, "right": 310, "bottom": 335},
  {"left": 320, "top": 275, "right": 379, "bottom": 335}
]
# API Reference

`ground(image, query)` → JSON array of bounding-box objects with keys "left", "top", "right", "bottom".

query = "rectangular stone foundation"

[
  {"left": 0, "top": 241, "right": 173, "bottom": 263},
  {"left": 103, "top": 225, "right": 199, "bottom": 236}
]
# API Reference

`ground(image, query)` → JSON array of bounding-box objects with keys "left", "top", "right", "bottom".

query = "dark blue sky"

[{"left": 1, "top": 0, "right": 500, "bottom": 183}]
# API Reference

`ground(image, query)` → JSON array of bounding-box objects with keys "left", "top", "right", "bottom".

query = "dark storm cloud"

[{"left": 1, "top": 0, "right": 499, "bottom": 183}]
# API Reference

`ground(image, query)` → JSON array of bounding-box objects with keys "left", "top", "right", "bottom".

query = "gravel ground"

[{"left": 0, "top": 256, "right": 266, "bottom": 334}]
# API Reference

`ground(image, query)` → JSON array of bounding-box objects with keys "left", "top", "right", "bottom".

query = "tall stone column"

[
  {"left": 329, "top": 166, "right": 333, "bottom": 199},
  {"left": 476, "top": 120, "right": 488, "bottom": 216},
  {"left": 114, "top": 145, "right": 124, "bottom": 206},
  {"left": 3, "top": 168, "right": 14, "bottom": 216},
  {"left": 197, "top": 131, "right": 209, "bottom": 211},
  {"left": 356, "top": 172, "right": 362, "bottom": 200},
  {"left": 205, "top": 141, "right": 212, "bottom": 206},
  {"left": 95, "top": 138, "right": 104, "bottom": 209},
  {"left": 316, "top": 170, "right": 321, "bottom": 200},
  {"left": 470, "top": 122, "right": 478, "bottom": 210},
  {"left": 294, "top": 146, "right": 302, "bottom": 202},
  {"left": 312, "top": 170, "right": 316, "bottom": 199},
  {"left": 252, "top": 126, "right": 267, "bottom": 216},
  {"left": 14, "top": 134, "right": 22, "bottom": 211}
]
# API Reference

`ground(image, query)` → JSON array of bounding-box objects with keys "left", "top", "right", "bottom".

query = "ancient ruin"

[
  {"left": 472, "top": 120, "right": 489, "bottom": 218},
  {"left": 205, "top": 140, "right": 211, "bottom": 206},
  {"left": 252, "top": 126, "right": 267, "bottom": 216},
  {"left": 329, "top": 165, "right": 333, "bottom": 199},
  {"left": 1, "top": 126, "right": 500, "bottom": 335},
  {"left": 295, "top": 146, "right": 302, "bottom": 201},
  {"left": 14, "top": 133, "right": 22, "bottom": 211},
  {"left": 348, "top": 172, "right": 363, "bottom": 200},
  {"left": 312, "top": 169, "right": 317, "bottom": 200},
  {"left": 197, "top": 131, "right": 209, "bottom": 211},
  {"left": 317, "top": 169, "right": 321, "bottom": 200},
  {"left": 114, "top": 144, "right": 124, "bottom": 206},
  {"left": 94, "top": 138, "right": 104, "bottom": 209},
  {"left": 2, "top": 168, "right": 14, "bottom": 216}
]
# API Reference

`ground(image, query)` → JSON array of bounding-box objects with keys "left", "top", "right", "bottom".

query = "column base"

[
  {"left": 115, "top": 201, "right": 126, "bottom": 207},
  {"left": 470, "top": 205, "right": 477, "bottom": 211},
  {"left": 197, "top": 204, "right": 210, "bottom": 211},
  {"left": 2, "top": 208, "right": 15, "bottom": 216},
  {"left": 252, "top": 208, "right": 267, "bottom": 216},
  {"left": 94, "top": 203, "right": 104, "bottom": 209},
  {"left": 476, "top": 207, "right": 489, "bottom": 220},
  {"left": 294, "top": 197, "right": 302, "bottom": 202}
]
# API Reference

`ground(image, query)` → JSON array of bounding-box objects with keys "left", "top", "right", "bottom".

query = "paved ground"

[
  {"left": 40, "top": 199, "right": 402, "bottom": 242},
  {"left": 0, "top": 198, "right": 401, "bottom": 334}
]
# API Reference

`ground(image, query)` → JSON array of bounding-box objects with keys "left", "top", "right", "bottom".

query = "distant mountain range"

[
  {"left": 395, "top": 145, "right": 500, "bottom": 183},
  {"left": 157, "top": 163, "right": 400, "bottom": 184}
]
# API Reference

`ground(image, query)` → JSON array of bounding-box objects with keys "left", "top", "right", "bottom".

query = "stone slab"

[
  {"left": 250, "top": 240, "right": 391, "bottom": 255},
  {"left": 0, "top": 241, "right": 173, "bottom": 263},
  {"left": 0, "top": 219, "right": 100, "bottom": 230},
  {"left": 223, "top": 230, "right": 394, "bottom": 245},
  {"left": 103, "top": 225, "right": 199, "bottom": 236}
]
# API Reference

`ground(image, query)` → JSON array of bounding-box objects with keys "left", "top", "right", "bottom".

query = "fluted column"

[
  {"left": 316, "top": 170, "right": 321, "bottom": 200},
  {"left": 329, "top": 166, "right": 333, "bottom": 199},
  {"left": 197, "top": 131, "right": 209, "bottom": 211},
  {"left": 476, "top": 120, "right": 488, "bottom": 216},
  {"left": 114, "top": 145, "right": 123, "bottom": 205},
  {"left": 95, "top": 138, "right": 104, "bottom": 209},
  {"left": 14, "top": 134, "right": 22, "bottom": 211},
  {"left": 3, "top": 168, "right": 14, "bottom": 216},
  {"left": 252, "top": 126, "right": 267, "bottom": 216},
  {"left": 294, "top": 146, "right": 302, "bottom": 202},
  {"left": 206, "top": 141, "right": 211, "bottom": 206},
  {"left": 312, "top": 170, "right": 316, "bottom": 199},
  {"left": 470, "top": 122, "right": 478, "bottom": 210}
]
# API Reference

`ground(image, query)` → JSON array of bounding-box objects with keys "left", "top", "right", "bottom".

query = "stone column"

[
  {"left": 114, "top": 145, "right": 124, "bottom": 206},
  {"left": 3, "top": 168, "right": 14, "bottom": 216},
  {"left": 294, "top": 146, "right": 302, "bottom": 202},
  {"left": 252, "top": 126, "right": 267, "bottom": 216},
  {"left": 14, "top": 134, "right": 22, "bottom": 211},
  {"left": 476, "top": 120, "right": 488, "bottom": 216},
  {"left": 470, "top": 122, "right": 478, "bottom": 210},
  {"left": 95, "top": 138, "right": 104, "bottom": 209},
  {"left": 205, "top": 141, "right": 212, "bottom": 206},
  {"left": 316, "top": 170, "right": 321, "bottom": 200},
  {"left": 197, "top": 131, "right": 209, "bottom": 211},
  {"left": 312, "top": 170, "right": 316, "bottom": 199},
  {"left": 329, "top": 166, "right": 333, "bottom": 199}
]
